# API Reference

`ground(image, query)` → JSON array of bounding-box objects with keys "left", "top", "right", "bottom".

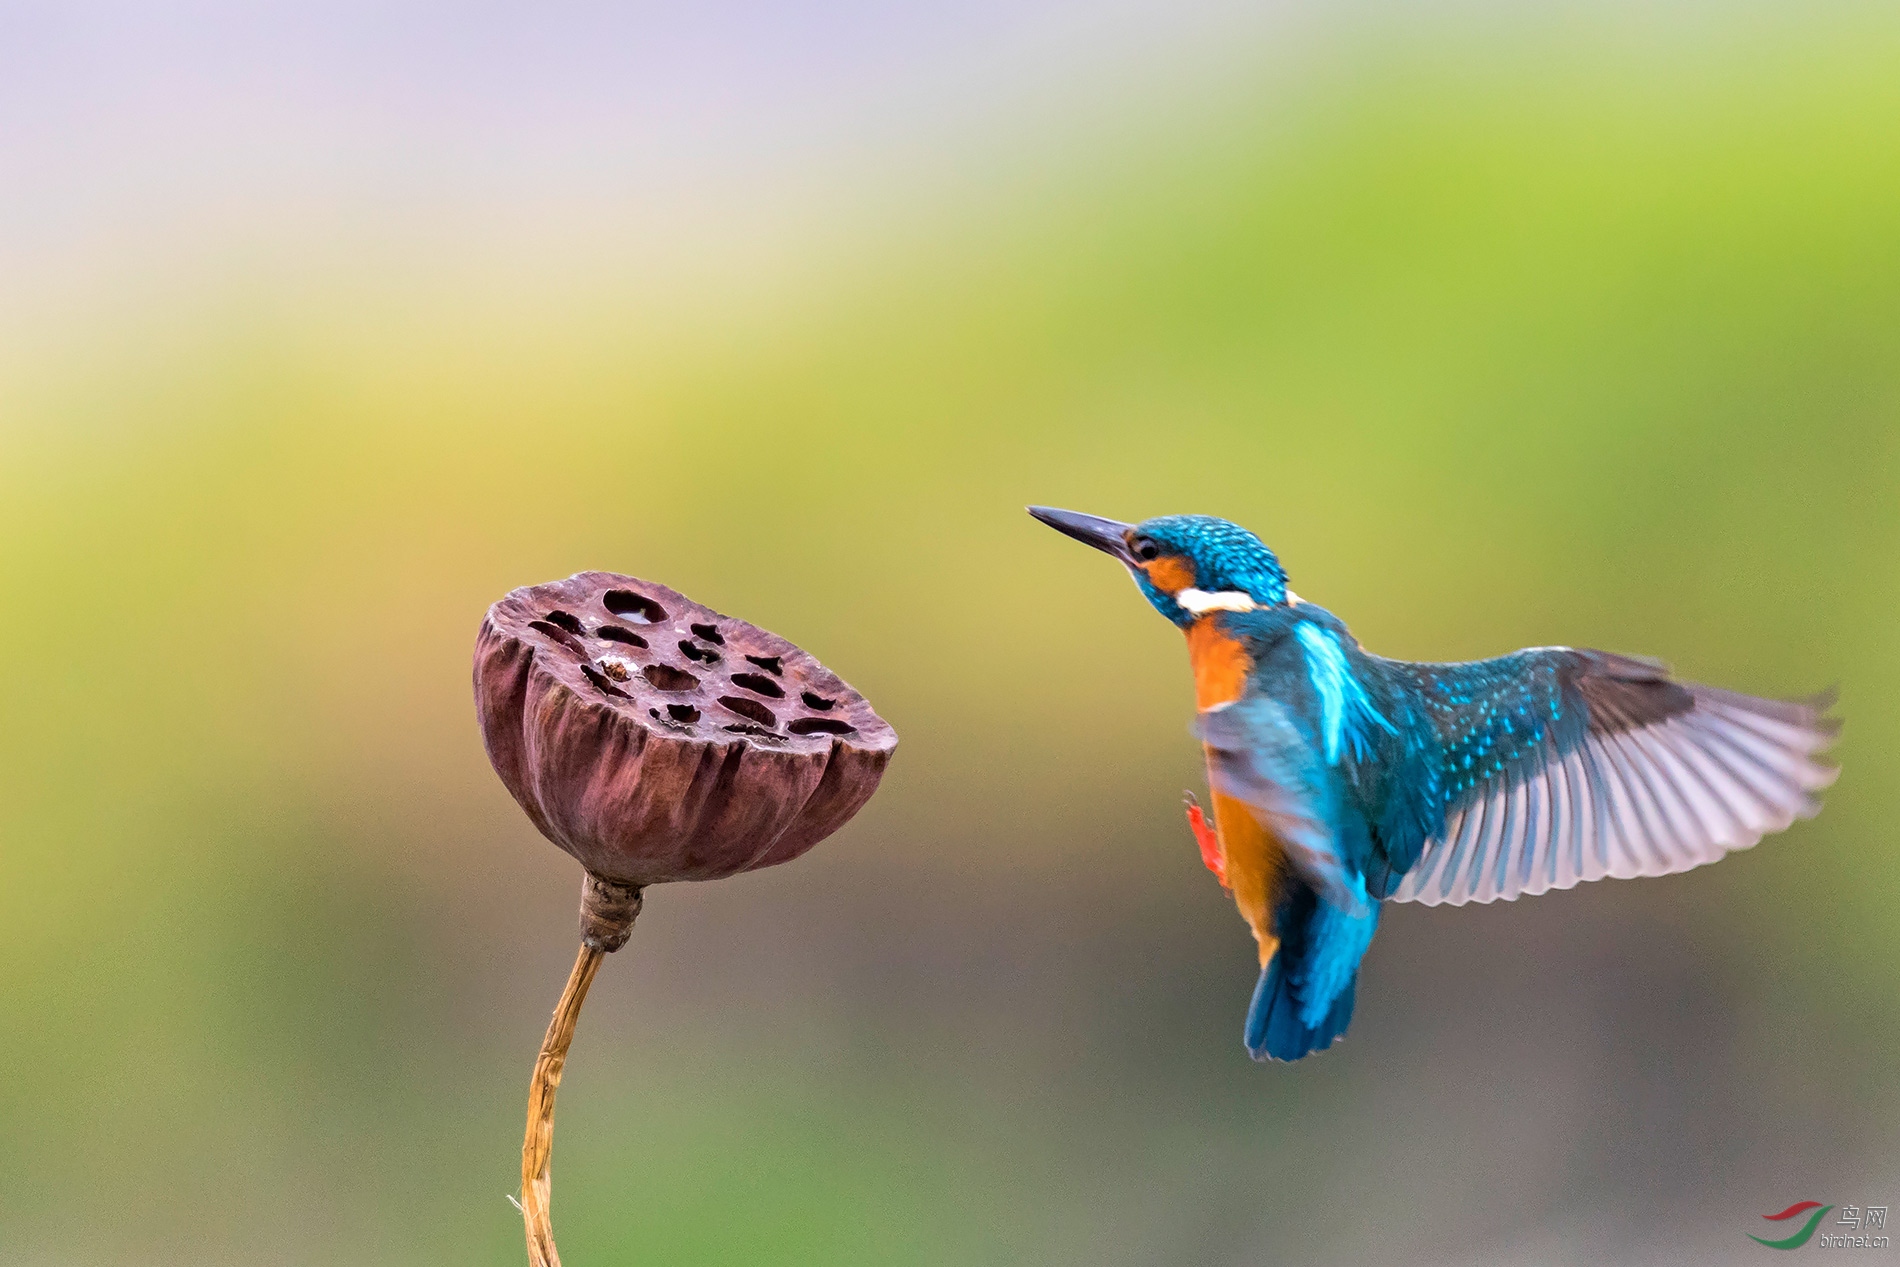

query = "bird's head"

[{"left": 1028, "top": 507, "right": 1289, "bottom": 627}]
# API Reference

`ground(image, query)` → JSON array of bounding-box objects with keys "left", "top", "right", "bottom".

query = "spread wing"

[{"left": 1388, "top": 649, "right": 1838, "bottom": 906}]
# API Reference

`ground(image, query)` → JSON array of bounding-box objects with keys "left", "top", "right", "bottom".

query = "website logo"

[
  {"left": 1750, "top": 1201, "right": 1889, "bottom": 1251},
  {"left": 1751, "top": 1203, "right": 1832, "bottom": 1250}
]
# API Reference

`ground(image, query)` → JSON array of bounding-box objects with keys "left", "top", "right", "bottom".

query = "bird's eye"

[{"left": 1131, "top": 538, "right": 1160, "bottom": 562}]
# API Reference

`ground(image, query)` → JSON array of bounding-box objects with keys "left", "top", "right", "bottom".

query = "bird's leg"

[{"left": 1183, "top": 792, "right": 1228, "bottom": 888}]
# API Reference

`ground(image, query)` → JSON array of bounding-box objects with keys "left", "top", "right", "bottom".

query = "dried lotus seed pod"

[
  {"left": 474, "top": 571, "right": 897, "bottom": 888},
  {"left": 473, "top": 571, "right": 896, "bottom": 1267}
]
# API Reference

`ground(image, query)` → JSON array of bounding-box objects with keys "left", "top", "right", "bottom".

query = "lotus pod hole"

[
  {"left": 527, "top": 620, "right": 585, "bottom": 654},
  {"left": 789, "top": 716, "right": 858, "bottom": 736},
  {"left": 475, "top": 571, "right": 896, "bottom": 1267},
  {"left": 595, "top": 624, "right": 647, "bottom": 647},
  {"left": 636, "top": 664, "right": 692, "bottom": 692},
  {"left": 730, "top": 671, "right": 785, "bottom": 698},
  {"left": 601, "top": 588, "right": 666, "bottom": 623},
  {"left": 719, "top": 695, "right": 777, "bottom": 727},
  {"left": 578, "top": 664, "right": 629, "bottom": 698}
]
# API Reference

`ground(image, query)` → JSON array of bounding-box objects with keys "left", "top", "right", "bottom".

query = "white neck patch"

[{"left": 1176, "top": 588, "right": 1259, "bottom": 616}]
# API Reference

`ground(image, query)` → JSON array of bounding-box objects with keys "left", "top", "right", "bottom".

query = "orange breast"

[
  {"left": 1185, "top": 617, "right": 1251, "bottom": 710},
  {"left": 1185, "top": 616, "right": 1282, "bottom": 966}
]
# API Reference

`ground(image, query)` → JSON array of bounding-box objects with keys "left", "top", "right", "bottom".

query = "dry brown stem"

[
  {"left": 522, "top": 943, "right": 601, "bottom": 1267},
  {"left": 520, "top": 875, "right": 643, "bottom": 1264}
]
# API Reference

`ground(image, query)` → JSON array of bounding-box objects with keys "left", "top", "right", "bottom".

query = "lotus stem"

[{"left": 521, "top": 875, "right": 643, "bottom": 1267}]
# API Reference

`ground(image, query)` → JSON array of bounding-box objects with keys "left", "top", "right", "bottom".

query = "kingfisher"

[{"left": 1028, "top": 506, "right": 1839, "bottom": 1062}]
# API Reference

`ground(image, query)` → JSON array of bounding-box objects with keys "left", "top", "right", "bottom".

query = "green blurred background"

[{"left": 3, "top": 4, "right": 1897, "bottom": 1264}]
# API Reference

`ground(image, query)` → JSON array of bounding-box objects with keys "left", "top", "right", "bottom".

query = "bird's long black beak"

[{"left": 1027, "top": 506, "right": 1136, "bottom": 564}]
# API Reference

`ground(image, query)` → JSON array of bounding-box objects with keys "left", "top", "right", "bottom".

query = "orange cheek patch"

[{"left": 1142, "top": 555, "right": 1197, "bottom": 593}]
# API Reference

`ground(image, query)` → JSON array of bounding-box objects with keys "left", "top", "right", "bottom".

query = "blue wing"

[
  {"left": 1193, "top": 694, "right": 1369, "bottom": 915},
  {"left": 1383, "top": 648, "right": 1839, "bottom": 905},
  {"left": 1293, "top": 622, "right": 1398, "bottom": 765}
]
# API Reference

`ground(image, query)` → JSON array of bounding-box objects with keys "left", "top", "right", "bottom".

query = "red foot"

[{"left": 1185, "top": 794, "right": 1228, "bottom": 888}]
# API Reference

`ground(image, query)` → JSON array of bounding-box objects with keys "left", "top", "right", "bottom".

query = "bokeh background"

[{"left": 3, "top": 3, "right": 1897, "bottom": 1264}]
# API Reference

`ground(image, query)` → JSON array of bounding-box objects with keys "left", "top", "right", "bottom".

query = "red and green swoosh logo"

[{"left": 1750, "top": 1201, "right": 1833, "bottom": 1249}]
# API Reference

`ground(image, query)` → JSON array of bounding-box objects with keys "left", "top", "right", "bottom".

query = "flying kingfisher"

[{"left": 1029, "top": 507, "right": 1839, "bottom": 1062}]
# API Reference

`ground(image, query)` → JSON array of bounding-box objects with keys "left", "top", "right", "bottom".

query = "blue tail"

[
  {"left": 1245, "top": 956, "right": 1356, "bottom": 1061},
  {"left": 1243, "top": 884, "right": 1372, "bottom": 1062}
]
